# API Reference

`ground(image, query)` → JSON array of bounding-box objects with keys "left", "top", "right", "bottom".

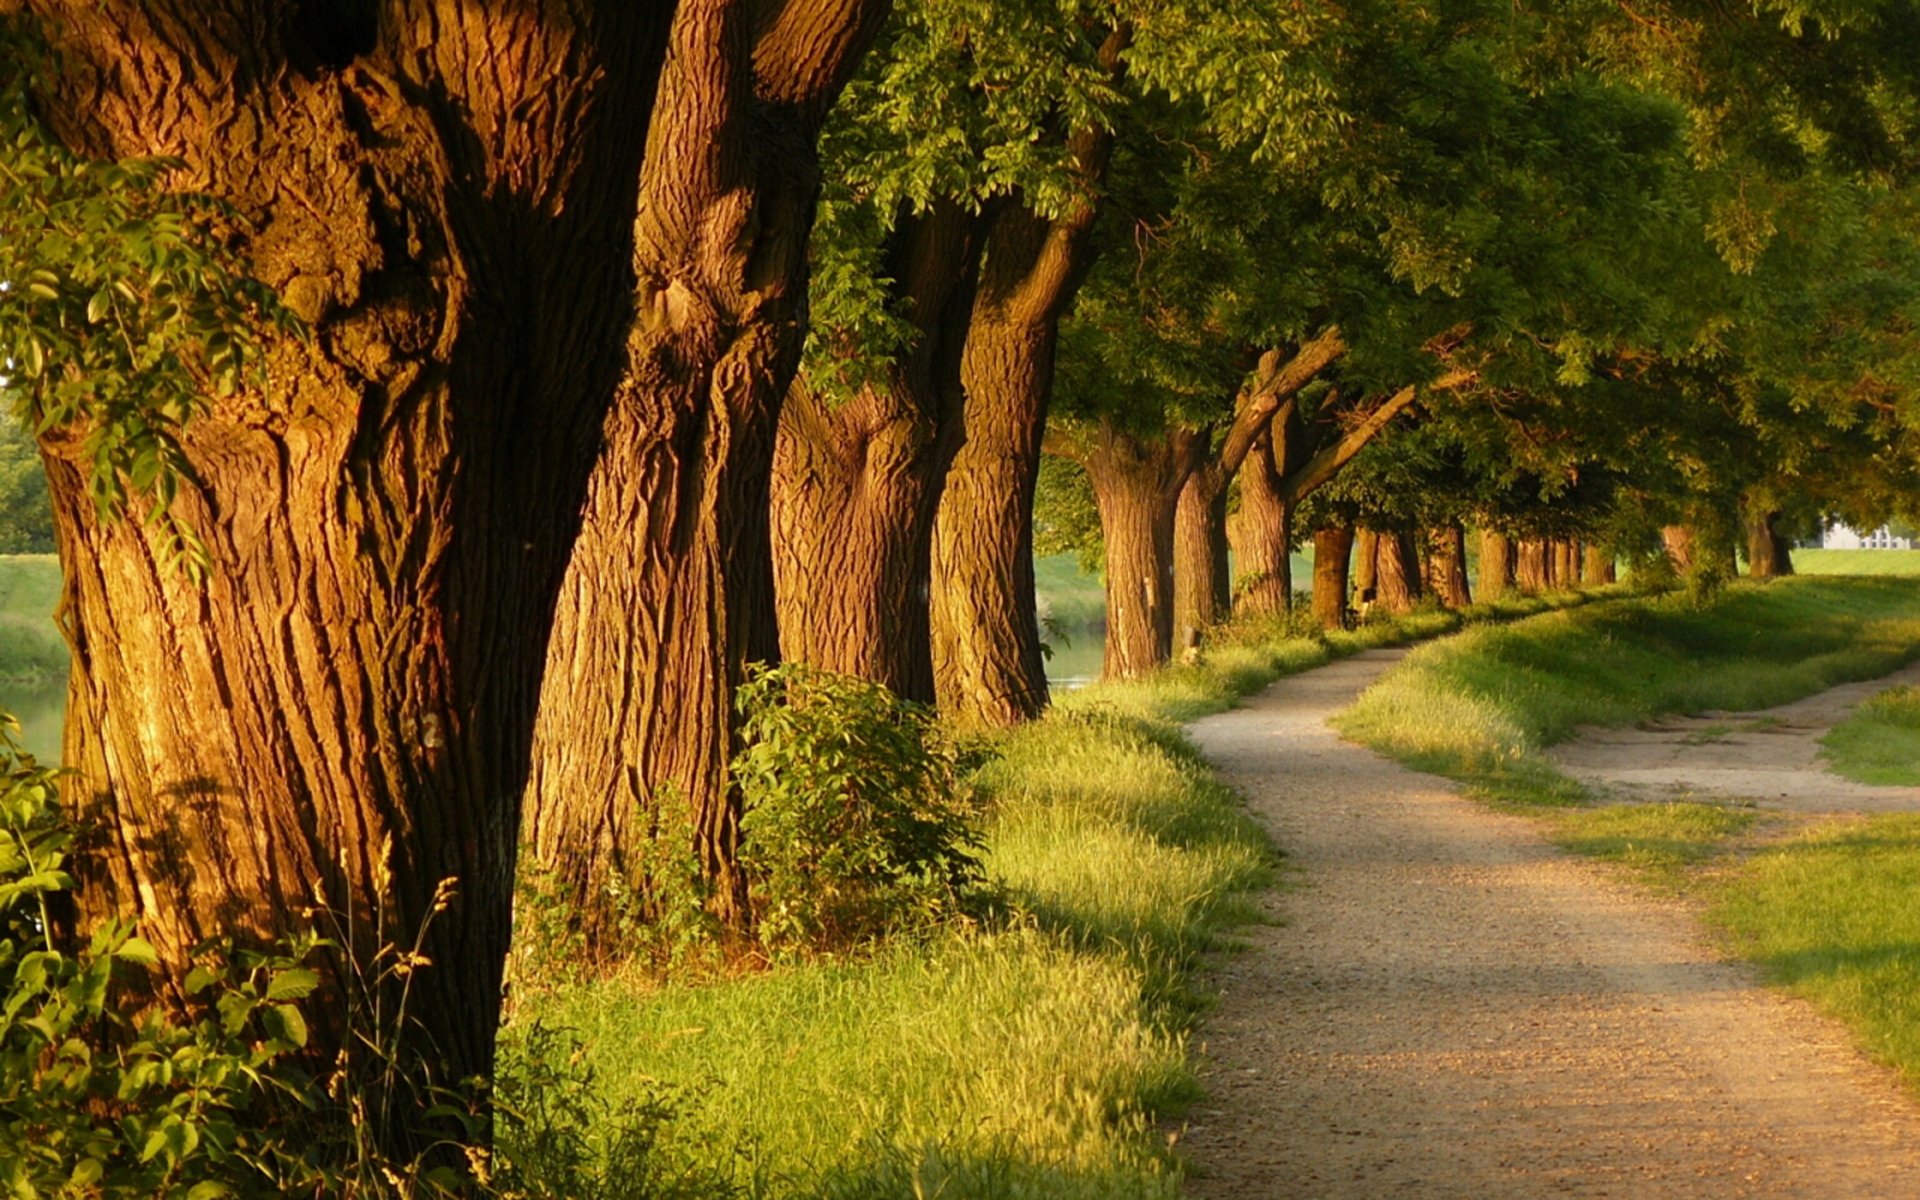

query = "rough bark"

[
  {"left": 1745, "top": 508, "right": 1796, "bottom": 579},
  {"left": 1227, "top": 426, "right": 1293, "bottom": 617},
  {"left": 1070, "top": 423, "right": 1198, "bottom": 680},
  {"left": 1174, "top": 463, "right": 1232, "bottom": 643},
  {"left": 527, "top": 0, "right": 891, "bottom": 935},
  {"left": 770, "top": 202, "right": 980, "bottom": 701},
  {"left": 1582, "top": 544, "right": 1618, "bottom": 586},
  {"left": 1353, "top": 529, "right": 1380, "bottom": 598},
  {"left": 930, "top": 29, "right": 1125, "bottom": 725},
  {"left": 1516, "top": 538, "right": 1550, "bottom": 592},
  {"left": 1374, "top": 531, "right": 1424, "bottom": 614},
  {"left": 1427, "top": 525, "right": 1472, "bottom": 609},
  {"left": 1312, "top": 526, "right": 1355, "bottom": 630},
  {"left": 27, "top": 1, "right": 673, "bottom": 1107},
  {"left": 1479, "top": 530, "right": 1515, "bottom": 600}
]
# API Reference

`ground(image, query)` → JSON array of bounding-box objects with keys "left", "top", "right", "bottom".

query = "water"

[
  {"left": 1, "top": 675, "right": 63, "bottom": 761},
  {"left": 1044, "top": 623, "right": 1105, "bottom": 690}
]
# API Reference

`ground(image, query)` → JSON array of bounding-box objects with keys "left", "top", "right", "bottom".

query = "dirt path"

[
  {"left": 1548, "top": 659, "right": 1920, "bottom": 812},
  {"left": 1180, "top": 649, "right": 1920, "bottom": 1198}
]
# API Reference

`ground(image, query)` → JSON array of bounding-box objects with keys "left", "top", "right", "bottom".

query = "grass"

[
  {"left": 1334, "top": 575, "right": 1920, "bottom": 1089},
  {"left": 1791, "top": 548, "right": 1920, "bottom": 576},
  {"left": 1820, "top": 685, "right": 1920, "bottom": 787},
  {"left": 505, "top": 586, "right": 1615, "bottom": 1197},
  {"left": 0, "top": 554, "right": 65, "bottom": 683}
]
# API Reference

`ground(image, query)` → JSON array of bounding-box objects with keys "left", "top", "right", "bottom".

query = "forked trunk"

[
  {"left": 771, "top": 204, "right": 980, "bottom": 701},
  {"left": 32, "top": 3, "right": 673, "bottom": 1109},
  {"left": 1428, "top": 525, "right": 1472, "bottom": 608},
  {"left": 1479, "top": 530, "right": 1515, "bottom": 600},
  {"left": 1173, "top": 465, "right": 1232, "bottom": 646},
  {"left": 1312, "top": 526, "right": 1354, "bottom": 630},
  {"left": 527, "top": 0, "right": 890, "bottom": 935},
  {"left": 1374, "top": 531, "right": 1424, "bottom": 614}
]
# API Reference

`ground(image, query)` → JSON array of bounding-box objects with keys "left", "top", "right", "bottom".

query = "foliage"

[
  {"left": 0, "top": 411, "right": 51, "bottom": 554},
  {"left": 0, "top": 28, "right": 296, "bottom": 574},
  {"left": 733, "top": 665, "right": 985, "bottom": 955}
]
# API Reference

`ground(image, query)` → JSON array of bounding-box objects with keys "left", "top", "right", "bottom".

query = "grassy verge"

[
  {"left": 1820, "top": 685, "right": 1920, "bottom": 786},
  {"left": 1333, "top": 575, "right": 1920, "bottom": 1086},
  {"left": 505, "top": 588, "right": 1614, "bottom": 1197},
  {"left": 1792, "top": 548, "right": 1920, "bottom": 576}
]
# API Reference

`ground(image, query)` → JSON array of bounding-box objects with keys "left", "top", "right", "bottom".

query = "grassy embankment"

[
  {"left": 1333, "top": 575, "right": 1920, "bottom": 1091},
  {"left": 510, "top": 586, "right": 1614, "bottom": 1197},
  {"left": 1791, "top": 547, "right": 1920, "bottom": 576},
  {"left": 1820, "top": 685, "right": 1920, "bottom": 787}
]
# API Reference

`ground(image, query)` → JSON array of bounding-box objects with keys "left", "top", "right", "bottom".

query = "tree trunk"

[
  {"left": 1582, "top": 544, "right": 1617, "bottom": 586},
  {"left": 1228, "top": 427, "right": 1293, "bottom": 617},
  {"left": 1555, "top": 540, "right": 1581, "bottom": 587},
  {"left": 770, "top": 203, "right": 980, "bottom": 701},
  {"left": 1662, "top": 525, "right": 1696, "bottom": 577},
  {"left": 1516, "top": 538, "right": 1550, "bottom": 592},
  {"left": 1312, "top": 526, "right": 1354, "bottom": 630},
  {"left": 29, "top": 2, "right": 674, "bottom": 1113},
  {"left": 930, "top": 48, "right": 1122, "bottom": 724},
  {"left": 1428, "top": 525, "right": 1472, "bottom": 608},
  {"left": 1080, "top": 426, "right": 1193, "bottom": 679},
  {"left": 1745, "top": 508, "right": 1796, "bottom": 579},
  {"left": 526, "top": 0, "right": 890, "bottom": 937},
  {"left": 1479, "top": 530, "right": 1514, "bottom": 600},
  {"left": 1173, "top": 464, "right": 1232, "bottom": 646},
  {"left": 1374, "top": 531, "right": 1424, "bottom": 614},
  {"left": 1353, "top": 528, "right": 1380, "bottom": 599}
]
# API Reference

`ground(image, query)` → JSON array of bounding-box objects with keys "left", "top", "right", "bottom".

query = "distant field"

[
  {"left": 1792, "top": 549, "right": 1920, "bottom": 575},
  {"left": 0, "top": 554, "right": 67, "bottom": 758}
]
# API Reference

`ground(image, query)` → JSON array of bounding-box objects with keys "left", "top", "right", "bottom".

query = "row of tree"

[{"left": 5, "top": 0, "right": 1920, "bottom": 1152}]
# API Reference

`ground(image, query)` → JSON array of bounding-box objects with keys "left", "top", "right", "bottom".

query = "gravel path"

[
  {"left": 1180, "top": 649, "right": 1920, "bottom": 1198},
  {"left": 1548, "top": 658, "right": 1920, "bottom": 812}
]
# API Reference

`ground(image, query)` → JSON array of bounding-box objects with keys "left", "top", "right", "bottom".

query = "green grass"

[
  {"left": 1333, "top": 577, "right": 1920, "bottom": 808},
  {"left": 505, "top": 587, "right": 1616, "bottom": 1197},
  {"left": 1716, "top": 815, "right": 1920, "bottom": 1090},
  {"left": 1820, "top": 685, "right": 1920, "bottom": 787},
  {"left": 1791, "top": 548, "right": 1920, "bottom": 576}
]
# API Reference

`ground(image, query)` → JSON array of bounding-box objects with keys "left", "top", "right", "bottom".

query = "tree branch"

[{"left": 1281, "top": 368, "right": 1473, "bottom": 504}]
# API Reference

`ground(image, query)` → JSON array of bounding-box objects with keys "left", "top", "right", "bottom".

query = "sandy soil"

[
  {"left": 1180, "top": 649, "right": 1920, "bottom": 1198},
  {"left": 1548, "top": 659, "right": 1920, "bottom": 812}
]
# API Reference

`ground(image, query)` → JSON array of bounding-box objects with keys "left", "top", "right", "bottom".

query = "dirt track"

[{"left": 1180, "top": 649, "right": 1920, "bottom": 1198}]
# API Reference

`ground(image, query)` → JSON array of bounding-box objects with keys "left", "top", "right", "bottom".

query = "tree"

[
  {"left": 9, "top": 2, "right": 676, "bottom": 1134},
  {"left": 0, "top": 414, "right": 52, "bottom": 554},
  {"left": 524, "top": 0, "right": 892, "bottom": 939}
]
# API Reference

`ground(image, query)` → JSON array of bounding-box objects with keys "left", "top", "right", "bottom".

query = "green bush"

[{"left": 733, "top": 665, "right": 985, "bottom": 954}]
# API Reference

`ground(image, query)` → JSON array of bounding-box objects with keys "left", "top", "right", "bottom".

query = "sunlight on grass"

[
  {"left": 1551, "top": 801, "right": 1757, "bottom": 886},
  {"left": 1820, "top": 685, "right": 1920, "bottom": 787},
  {"left": 1716, "top": 815, "right": 1920, "bottom": 1089}
]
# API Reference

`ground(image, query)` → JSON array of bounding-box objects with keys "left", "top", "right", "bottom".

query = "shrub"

[{"left": 733, "top": 664, "right": 985, "bottom": 954}]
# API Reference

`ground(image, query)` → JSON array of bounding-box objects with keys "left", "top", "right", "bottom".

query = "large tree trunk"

[
  {"left": 1661, "top": 525, "right": 1696, "bottom": 577},
  {"left": 930, "top": 38, "right": 1122, "bottom": 724},
  {"left": 1353, "top": 528, "right": 1380, "bottom": 600},
  {"left": 1312, "top": 526, "right": 1354, "bottom": 630},
  {"left": 29, "top": 2, "right": 673, "bottom": 1110},
  {"left": 1174, "top": 464, "right": 1232, "bottom": 646},
  {"left": 1078, "top": 425, "right": 1194, "bottom": 679},
  {"left": 1745, "top": 508, "right": 1796, "bottom": 579},
  {"left": 1374, "top": 531, "right": 1424, "bottom": 614},
  {"left": 1554, "top": 540, "right": 1581, "bottom": 587},
  {"left": 526, "top": 0, "right": 889, "bottom": 936},
  {"left": 1516, "top": 538, "right": 1550, "bottom": 592},
  {"left": 1582, "top": 544, "right": 1617, "bottom": 585},
  {"left": 770, "top": 203, "right": 980, "bottom": 701},
  {"left": 1479, "top": 530, "right": 1515, "bottom": 600},
  {"left": 1428, "top": 525, "right": 1472, "bottom": 608}
]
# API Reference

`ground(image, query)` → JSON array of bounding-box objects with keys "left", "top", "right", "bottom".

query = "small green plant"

[{"left": 732, "top": 664, "right": 985, "bottom": 954}]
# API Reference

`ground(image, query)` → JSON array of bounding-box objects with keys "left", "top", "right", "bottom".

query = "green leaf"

[
  {"left": 116, "top": 935, "right": 159, "bottom": 966},
  {"left": 265, "top": 965, "right": 319, "bottom": 1001}
]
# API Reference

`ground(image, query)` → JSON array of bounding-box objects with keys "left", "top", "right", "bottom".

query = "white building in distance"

[{"left": 1822, "top": 522, "right": 1919, "bottom": 550}]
